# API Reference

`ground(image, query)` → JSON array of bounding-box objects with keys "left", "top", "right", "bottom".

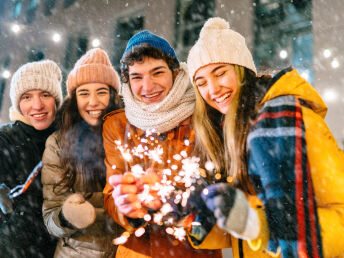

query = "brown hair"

[{"left": 54, "top": 87, "right": 122, "bottom": 194}]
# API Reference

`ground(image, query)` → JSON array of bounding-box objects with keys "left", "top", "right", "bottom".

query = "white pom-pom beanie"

[
  {"left": 10, "top": 60, "right": 63, "bottom": 113},
  {"left": 187, "top": 17, "right": 257, "bottom": 82}
]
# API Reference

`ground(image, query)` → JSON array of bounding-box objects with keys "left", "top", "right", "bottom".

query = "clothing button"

[{"left": 158, "top": 133, "right": 167, "bottom": 141}]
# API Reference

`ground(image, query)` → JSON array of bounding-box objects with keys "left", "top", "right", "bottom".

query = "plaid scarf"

[{"left": 247, "top": 95, "right": 323, "bottom": 258}]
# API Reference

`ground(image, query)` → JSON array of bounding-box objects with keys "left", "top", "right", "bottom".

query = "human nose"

[
  {"left": 32, "top": 96, "right": 44, "bottom": 110},
  {"left": 208, "top": 78, "right": 220, "bottom": 95},
  {"left": 142, "top": 76, "right": 154, "bottom": 92},
  {"left": 88, "top": 93, "right": 100, "bottom": 106}
]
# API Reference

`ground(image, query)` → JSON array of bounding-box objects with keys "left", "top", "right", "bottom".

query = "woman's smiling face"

[
  {"left": 76, "top": 83, "right": 110, "bottom": 126},
  {"left": 194, "top": 63, "right": 239, "bottom": 114}
]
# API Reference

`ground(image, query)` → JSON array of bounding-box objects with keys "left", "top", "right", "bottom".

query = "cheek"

[
  {"left": 19, "top": 102, "right": 28, "bottom": 114},
  {"left": 130, "top": 83, "right": 140, "bottom": 97},
  {"left": 76, "top": 98, "right": 85, "bottom": 114},
  {"left": 102, "top": 95, "right": 110, "bottom": 107},
  {"left": 198, "top": 88, "right": 208, "bottom": 100},
  {"left": 46, "top": 99, "right": 57, "bottom": 113}
]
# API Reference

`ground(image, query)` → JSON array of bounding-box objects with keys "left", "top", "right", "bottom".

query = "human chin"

[
  {"left": 84, "top": 116, "right": 99, "bottom": 126},
  {"left": 30, "top": 116, "right": 54, "bottom": 130}
]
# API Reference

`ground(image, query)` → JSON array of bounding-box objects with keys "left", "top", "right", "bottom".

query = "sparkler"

[
  {"left": 8, "top": 161, "right": 42, "bottom": 199},
  {"left": 111, "top": 130, "right": 215, "bottom": 245}
]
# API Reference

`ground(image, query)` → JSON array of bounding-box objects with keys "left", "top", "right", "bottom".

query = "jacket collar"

[{"left": 260, "top": 68, "right": 328, "bottom": 118}]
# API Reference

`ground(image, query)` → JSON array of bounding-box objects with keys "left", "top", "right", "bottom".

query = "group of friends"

[{"left": 0, "top": 17, "right": 343, "bottom": 258}]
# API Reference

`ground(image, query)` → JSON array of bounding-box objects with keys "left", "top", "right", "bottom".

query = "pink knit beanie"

[{"left": 66, "top": 48, "right": 120, "bottom": 95}]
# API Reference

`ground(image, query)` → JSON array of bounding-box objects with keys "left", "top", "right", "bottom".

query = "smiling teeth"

[
  {"left": 145, "top": 93, "right": 160, "bottom": 98},
  {"left": 216, "top": 93, "right": 231, "bottom": 103},
  {"left": 89, "top": 111, "right": 102, "bottom": 115},
  {"left": 33, "top": 114, "right": 45, "bottom": 118}
]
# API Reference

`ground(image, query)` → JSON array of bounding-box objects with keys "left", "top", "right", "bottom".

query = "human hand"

[
  {"left": 139, "top": 168, "right": 162, "bottom": 211},
  {"left": 201, "top": 183, "right": 258, "bottom": 239},
  {"left": 0, "top": 183, "right": 13, "bottom": 214},
  {"left": 109, "top": 172, "right": 147, "bottom": 218},
  {"left": 61, "top": 193, "right": 96, "bottom": 229}
]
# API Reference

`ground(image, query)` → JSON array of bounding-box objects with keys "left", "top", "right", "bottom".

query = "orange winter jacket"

[{"left": 102, "top": 110, "right": 227, "bottom": 258}]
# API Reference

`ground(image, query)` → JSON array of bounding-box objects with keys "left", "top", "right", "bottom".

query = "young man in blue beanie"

[{"left": 102, "top": 30, "right": 228, "bottom": 257}]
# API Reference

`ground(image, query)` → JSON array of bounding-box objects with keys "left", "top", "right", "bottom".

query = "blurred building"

[{"left": 0, "top": 0, "right": 343, "bottom": 147}]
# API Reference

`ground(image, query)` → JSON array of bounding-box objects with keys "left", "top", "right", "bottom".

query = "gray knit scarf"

[{"left": 121, "top": 62, "right": 195, "bottom": 133}]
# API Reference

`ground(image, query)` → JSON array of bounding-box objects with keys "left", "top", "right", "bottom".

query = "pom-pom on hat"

[
  {"left": 10, "top": 60, "right": 63, "bottom": 114},
  {"left": 187, "top": 17, "right": 257, "bottom": 82},
  {"left": 66, "top": 48, "right": 120, "bottom": 95},
  {"left": 121, "top": 30, "right": 179, "bottom": 63}
]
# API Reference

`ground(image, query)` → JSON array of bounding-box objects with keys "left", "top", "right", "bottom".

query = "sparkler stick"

[{"left": 8, "top": 161, "right": 42, "bottom": 199}]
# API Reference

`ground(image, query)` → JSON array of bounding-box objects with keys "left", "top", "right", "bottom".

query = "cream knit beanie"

[
  {"left": 187, "top": 17, "right": 257, "bottom": 82},
  {"left": 10, "top": 60, "right": 63, "bottom": 114},
  {"left": 66, "top": 48, "right": 120, "bottom": 95}
]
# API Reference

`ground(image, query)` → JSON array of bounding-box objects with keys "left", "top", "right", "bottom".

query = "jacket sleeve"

[
  {"left": 246, "top": 95, "right": 344, "bottom": 257},
  {"left": 0, "top": 135, "right": 12, "bottom": 184},
  {"left": 41, "top": 133, "right": 78, "bottom": 238},
  {"left": 102, "top": 117, "right": 136, "bottom": 232}
]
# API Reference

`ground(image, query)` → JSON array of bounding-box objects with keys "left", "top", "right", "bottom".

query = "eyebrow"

[
  {"left": 76, "top": 89, "right": 89, "bottom": 93},
  {"left": 77, "top": 87, "right": 109, "bottom": 93},
  {"left": 96, "top": 87, "right": 110, "bottom": 91},
  {"left": 194, "top": 65, "right": 227, "bottom": 82},
  {"left": 129, "top": 65, "right": 168, "bottom": 76}
]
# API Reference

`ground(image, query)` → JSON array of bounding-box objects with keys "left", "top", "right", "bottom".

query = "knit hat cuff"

[
  {"left": 12, "top": 74, "right": 63, "bottom": 113},
  {"left": 67, "top": 63, "right": 120, "bottom": 95},
  {"left": 188, "top": 46, "right": 257, "bottom": 82}
]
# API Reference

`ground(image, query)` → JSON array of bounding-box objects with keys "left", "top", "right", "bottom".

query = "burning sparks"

[{"left": 112, "top": 130, "right": 213, "bottom": 245}]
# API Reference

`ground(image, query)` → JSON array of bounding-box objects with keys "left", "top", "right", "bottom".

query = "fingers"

[
  {"left": 110, "top": 170, "right": 163, "bottom": 217},
  {"left": 109, "top": 172, "right": 136, "bottom": 187},
  {"left": 140, "top": 173, "right": 159, "bottom": 185},
  {"left": 202, "top": 183, "right": 229, "bottom": 199},
  {"left": 114, "top": 193, "right": 147, "bottom": 218},
  {"left": 113, "top": 184, "right": 138, "bottom": 196},
  {"left": 142, "top": 198, "right": 162, "bottom": 211}
]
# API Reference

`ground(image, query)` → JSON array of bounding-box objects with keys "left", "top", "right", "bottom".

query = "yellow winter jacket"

[{"left": 192, "top": 69, "right": 344, "bottom": 258}]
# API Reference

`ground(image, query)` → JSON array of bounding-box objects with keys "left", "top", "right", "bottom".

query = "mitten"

[
  {"left": 61, "top": 193, "right": 96, "bottom": 229},
  {"left": 201, "top": 183, "right": 260, "bottom": 240},
  {"left": 0, "top": 183, "right": 13, "bottom": 214}
]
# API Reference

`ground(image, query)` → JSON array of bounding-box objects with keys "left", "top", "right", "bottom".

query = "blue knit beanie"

[{"left": 121, "top": 30, "right": 179, "bottom": 63}]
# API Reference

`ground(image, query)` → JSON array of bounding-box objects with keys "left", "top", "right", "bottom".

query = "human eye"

[
  {"left": 195, "top": 79, "right": 206, "bottom": 88},
  {"left": 130, "top": 75, "right": 142, "bottom": 81},
  {"left": 215, "top": 70, "right": 226, "bottom": 77},
  {"left": 77, "top": 91, "right": 89, "bottom": 97},
  {"left": 42, "top": 92, "right": 52, "bottom": 98},
  {"left": 154, "top": 70, "right": 165, "bottom": 76},
  {"left": 20, "top": 95, "right": 31, "bottom": 101},
  {"left": 98, "top": 90, "right": 109, "bottom": 95}
]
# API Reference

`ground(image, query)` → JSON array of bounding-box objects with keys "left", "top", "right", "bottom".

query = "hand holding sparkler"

[
  {"left": 201, "top": 183, "right": 260, "bottom": 240},
  {"left": 110, "top": 172, "right": 148, "bottom": 218},
  {"left": 139, "top": 168, "right": 162, "bottom": 211},
  {"left": 0, "top": 183, "right": 13, "bottom": 215}
]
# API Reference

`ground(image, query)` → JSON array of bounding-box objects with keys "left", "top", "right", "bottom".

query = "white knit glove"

[{"left": 61, "top": 193, "right": 96, "bottom": 229}]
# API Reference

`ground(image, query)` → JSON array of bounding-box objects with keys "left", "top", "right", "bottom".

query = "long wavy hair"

[
  {"left": 192, "top": 65, "right": 270, "bottom": 193},
  {"left": 54, "top": 86, "right": 122, "bottom": 194}
]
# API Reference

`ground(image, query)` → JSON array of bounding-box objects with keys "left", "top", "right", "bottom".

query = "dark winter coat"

[{"left": 0, "top": 120, "right": 57, "bottom": 258}]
